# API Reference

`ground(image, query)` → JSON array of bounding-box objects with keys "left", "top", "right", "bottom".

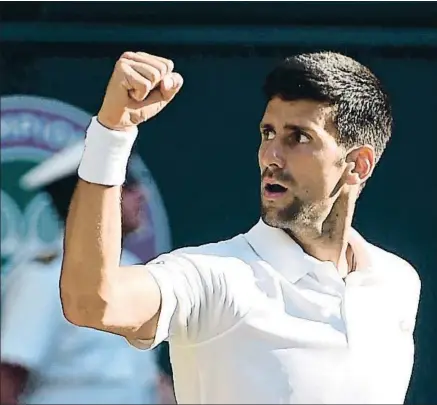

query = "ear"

[{"left": 344, "top": 145, "right": 375, "bottom": 186}]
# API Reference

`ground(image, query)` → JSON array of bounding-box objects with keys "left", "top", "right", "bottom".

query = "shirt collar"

[{"left": 244, "top": 218, "right": 374, "bottom": 283}]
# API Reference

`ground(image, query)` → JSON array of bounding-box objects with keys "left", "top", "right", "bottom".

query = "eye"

[
  {"left": 261, "top": 128, "right": 275, "bottom": 140},
  {"left": 294, "top": 130, "right": 311, "bottom": 144}
]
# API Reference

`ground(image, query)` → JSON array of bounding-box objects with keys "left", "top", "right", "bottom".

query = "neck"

[{"left": 285, "top": 194, "right": 356, "bottom": 278}]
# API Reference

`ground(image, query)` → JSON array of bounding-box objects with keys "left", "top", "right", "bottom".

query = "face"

[
  {"left": 259, "top": 97, "right": 373, "bottom": 232},
  {"left": 121, "top": 183, "right": 145, "bottom": 234}
]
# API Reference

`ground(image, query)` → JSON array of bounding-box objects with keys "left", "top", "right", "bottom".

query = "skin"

[
  {"left": 259, "top": 97, "right": 376, "bottom": 277},
  {"left": 60, "top": 52, "right": 182, "bottom": 342},
  {"left": 59, "top": 51, "right": 375, "bottom": 351}
]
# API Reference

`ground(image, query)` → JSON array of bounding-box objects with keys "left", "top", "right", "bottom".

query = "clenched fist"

[{"left": 97, "top": 52, "right": 183, "bottom": 131}]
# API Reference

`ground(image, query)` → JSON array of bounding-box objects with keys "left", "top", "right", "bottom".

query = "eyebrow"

[{"left": 260, "top": 122, "right": 317, "bottom": 135}]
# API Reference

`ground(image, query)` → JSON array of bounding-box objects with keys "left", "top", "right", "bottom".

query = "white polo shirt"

[
  {"left": 1, "top": 242, "right": 158, "bottom": 405},
  {"left": 130, "top": 219, "right": 421, "bottom": 404}
]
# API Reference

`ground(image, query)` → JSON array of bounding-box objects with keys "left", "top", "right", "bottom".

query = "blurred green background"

[{"left": 1, "top": 2, "right": 436, "bottom": 403}]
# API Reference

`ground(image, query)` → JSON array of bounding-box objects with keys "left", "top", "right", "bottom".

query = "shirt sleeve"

[
  {"left": 127, "top": 251, "right": 253, "bottom": 350},
  {"left": 1, "top": 259, "right": 62, "bottom": 372}
]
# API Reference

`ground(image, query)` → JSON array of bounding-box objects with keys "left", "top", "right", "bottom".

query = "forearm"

[
  {"left": 60, "top": 180, "right": 122, "bottom": 324},
  {"left": 65, "top": 180, "right": 122, "bottom": 270},
  {"left": 60, "top": 117, "right": 136, "bottom": 326}
]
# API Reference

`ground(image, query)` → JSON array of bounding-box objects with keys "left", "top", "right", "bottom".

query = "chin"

[
  {"left": 261, "top": 199, "right": 304, "bottom": 230},
  {"left": 261, "top": 207, "right": 282, "bottom": 227}
]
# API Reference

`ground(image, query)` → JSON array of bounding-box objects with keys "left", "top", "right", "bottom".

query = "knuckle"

[
  {"left": 115, "top": 58, "right": 128, "bottom": 70},
  {"left": 115, "top": 58, "right": 129, "bottom": 66},
  {"left": 114, "top": 59, "right": 130, "bottom": 75},
  {"left": 120, "top": 51, "right": 135, "bottom": 60},
  {"left": 136, "top": 78, "right": 151, "bottom": 94},
  {"left": 148, "top": 67, "right": 160, "bottom": 83},
  {"left": 119, "top": 51, "right": 135, "bottom": 60},
  {"left": 155, "top": 61, "right": 167, "bottom": 76},
  {"left": 140, "top": 79, "right": 151, "bottom": 93},
  {"left": 164, "top": 58, "right": 174, "bottom": 72}
]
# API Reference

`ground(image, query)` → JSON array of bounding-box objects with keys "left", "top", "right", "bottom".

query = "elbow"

[
  {"left": 59, "top": 282, "right": 90, "bottom": 328},
  {"left": 59, "top": 262, "right": 82, "bottom": 326},
  {"left": 59, "top": 292, "right": 86, "bottom": 328},
  {"left": 60, "top": 287, "right": 107, "bottom": 330},
  {"left": 59, "top": 262, "right": 108, "bottom": 329}
]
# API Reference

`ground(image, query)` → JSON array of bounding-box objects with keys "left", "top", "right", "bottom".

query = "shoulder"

[
  {"left": 369, "top": 244, "right": 421, "bottom": 290},
  {"left": 364, "top": 243, "right": 422, "bottom": 331},
  {"left": 177, "top": 234, "right": 252, "bottom": 260},
  {"left": 165, "top": 234, "right": 255, "bottom": 272},
  {"left": 147, "top": 234, "right": 257, "bottom": 285},
  {"left": 367, "top": 244, "right": 421, "bottom": 317}
]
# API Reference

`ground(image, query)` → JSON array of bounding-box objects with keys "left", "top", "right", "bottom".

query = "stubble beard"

[{"left": 261, "top": 194, "right": 323, "bottom": 237}]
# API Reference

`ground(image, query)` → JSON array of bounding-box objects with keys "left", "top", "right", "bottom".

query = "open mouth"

[{"left": 264, "top": 183, "right": 288, "bottom": 194}]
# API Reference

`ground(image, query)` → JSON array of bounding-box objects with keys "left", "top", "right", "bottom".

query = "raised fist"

[{"left": 97, "top": 52, "right": 183, "bottom": 131}]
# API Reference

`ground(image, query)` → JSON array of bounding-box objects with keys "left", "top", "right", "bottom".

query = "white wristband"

[{"left": 78, "top": 117, "right": 138, "bottom": 186}]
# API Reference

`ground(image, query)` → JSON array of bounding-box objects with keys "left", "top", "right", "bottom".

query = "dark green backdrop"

[{"left": 1, "top": 3, "right": 436, "bottom": 403}]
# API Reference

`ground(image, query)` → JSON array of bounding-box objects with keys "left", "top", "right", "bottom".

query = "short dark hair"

[{"left": 263, "top": 51, "right": 393, "bottom": 162}]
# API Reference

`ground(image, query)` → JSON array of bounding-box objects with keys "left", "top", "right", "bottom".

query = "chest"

[
  {"left": 247, "top": 261, "right": 412, "bottom": 346},
  {"left": 194, "top": 271, "right": 414, "bottom": 403}
]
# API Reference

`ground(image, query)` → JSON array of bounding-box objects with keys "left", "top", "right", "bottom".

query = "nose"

[{"left": 260, "top": 139, "right": 285, "bottom": 169}]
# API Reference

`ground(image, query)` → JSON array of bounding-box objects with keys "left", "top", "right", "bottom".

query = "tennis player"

[{"left": 60, "top": 51, "right": 421, "bottom": 404}]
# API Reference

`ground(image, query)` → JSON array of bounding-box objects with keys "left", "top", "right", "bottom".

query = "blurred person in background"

[
  {"left": 156, "top": 342, "right": 176, "bottom": 404},
  {"left": 0, "top": 142, "right": 160, "bottom": 405}
]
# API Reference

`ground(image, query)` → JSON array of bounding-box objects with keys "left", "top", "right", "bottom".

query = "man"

[
  {"left": 60, "top": 51, "right": 421, "bottom": 404},
  {"left": 156, "top": 343, "right": 176, "bottom": 404},
  {"left": 1, "top": 144, "right": 159, "bottom": 404}
]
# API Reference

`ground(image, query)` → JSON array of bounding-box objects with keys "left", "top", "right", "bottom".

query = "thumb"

[{"left": 160, "top": 72, "right": 184, "bottom": 101}]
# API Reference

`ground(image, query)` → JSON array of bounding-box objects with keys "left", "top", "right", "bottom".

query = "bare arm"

[
  {"left": 60, "top": 51, "right": 183, "bottom": 340},
  {"left": 60, "top": 181, "right": 161, "bottom": 339}
]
